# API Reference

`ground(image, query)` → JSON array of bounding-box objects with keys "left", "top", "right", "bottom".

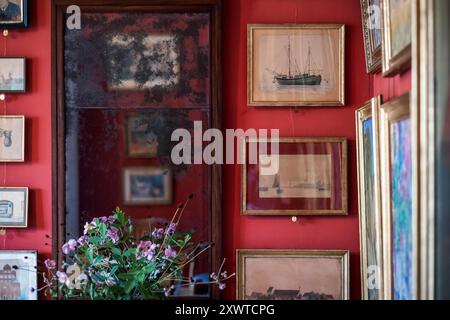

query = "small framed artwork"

[
  {"left": 356, "top": 97, "right": 384, "bottom": 300},
  {"left": 237, "top": 249, "right": 350, "bottom": 300},
  {"left": 0, "top": 0, "right": 28, "bottom": 29},
  {"left": 379, "top": 93, "right": 418, "bottom": 299},
  {"left": 125, "top": 113, "right": 158, "bottom": 158},
  {"left": 247, "top": 24, "right": 345, "bottom": 107},
  {"left": 360, "top": 0, "right": 382, "bottom": 73},
  {"left": 0, "top": 250, "right": 37, "bottom": 300},
  {"left": 0, "top": 57, "right": 26, "bottom": 93},
  {"left": 0, "top": 115, "right": 25, "bottom": 162},
  {"left": 0, "top": 187, "right": 28, "bottom": 228},
  {"left": 242, "top": 137, "right": 347, "bottom": 215},
  {"left": 123, "top": 167, "right": 172, "bottom": 205},
  {"left": 381, "top": 0, "right": 412, "bottom": 76}
]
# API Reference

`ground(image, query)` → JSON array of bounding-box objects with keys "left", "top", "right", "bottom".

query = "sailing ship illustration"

[
  {"left": 269, "top": 37, "right": 322, "bottom": 86},
  {"left": 270, "top": 173, "right": 329, "bottom": 194}
]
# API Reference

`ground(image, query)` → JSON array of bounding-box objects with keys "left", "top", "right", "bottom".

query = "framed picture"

[
  {"left": 123, "top": 167, "right": 172, "bottom": 205},
  {"left": 125, "top": 113, "right": 158, "bottom": 158},
  {"left": 356, "top": 97, "right": 384, "bottom": 300},
  {"left": 0, "top": 187, "right": 28, "bottom": 228},
  {"left": 0, "top": 116, "right": 25, "bottom": 162},
  {"left": 237, "top": 249, "right": 350, "bottom": 300},
  {"left": 0, "top": 0, "right": 28, "bottom": 29},
  {"left": 361, "top": 0, "right": 382, "bottom": 73},
  {"left": 379, "top": 93, "right": 418, "bottom": 299},
  {"left": 247, "top": 24, "right": 345, "bottom": 107},
  {"left": 0, "top": 250, "right": 37, "bottom": 300},
  {"left": 242, "top": 137, "right": 347, "bottom": 215},
  {"left": 382, "top": 0, "right": 412, "bottom": 76},
  {"left": 0, "top": 57, "right": 26, "bottom": 93}
]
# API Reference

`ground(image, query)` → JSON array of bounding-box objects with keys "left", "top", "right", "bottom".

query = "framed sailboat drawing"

[{"left": 247, "top": 24, "right": 345, "bottom": 107}]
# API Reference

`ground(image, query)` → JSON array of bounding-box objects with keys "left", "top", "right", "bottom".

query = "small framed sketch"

[
  {"left": 237, "top": 250, "right": 350, "bottom": 300},
  {"left": 379, "top": 93, "right": 418, "bottom": 299},
  {"left": 242, "top": 137, "right": 347, "bottom": 215},
  {"left": 0, "top": 250, "right": 37, "bottom": 300},
  {"left": 356, "top": 97, "right": 384, "bottom": 300},
  {"left": 125, "top": 113, "right": 158, "bottom": 158},
  {"left": 0, "top": 116, "right": 25, "bottom": 162},
  {"left": 0, "top": 187, "right": 28, "bottom": 228},
  {"left": 0, "top": 0, "right": 28, "bottom": 29},
  {"left": 360, "top": 0, "right": 382, "bottom": 73},
  {"left": 381, "top": 0, "right": 412, "bottom": 76},
  {"left": 247, "top": 24, "right": 345, "bottom": 107},
  {"left": 0, "top": 57, "right": 26, "bottom": 93},
  {"left": 123, "top": 167, "right": 172, "bottom": 205}
]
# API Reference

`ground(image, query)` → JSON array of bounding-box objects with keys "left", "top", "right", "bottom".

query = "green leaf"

[
  {"left": 99, "top": 223, "right": 107, "bottom": 238},
  {"left": 111, "top": 247, "right": 122, "bottom": 256},
  {"left": 89, "top": 236, "right": 101, "bottom": 244},
  {"left": 124, "top": 279, "right": 137, "bottom": 294},
  {"left": 87, "top": 248, "right": 94, "bottom": 263},
  {"left": 123, "top": 248, "right": 136, "bottom": 257}
]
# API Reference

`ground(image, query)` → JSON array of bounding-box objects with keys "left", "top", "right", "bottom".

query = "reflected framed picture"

[
  {"left": 0, "top": 116, "right": 25, "bottom": 162},
  {"left": 125, "top": 113, "right": 158, "bottom": 158},
  {"left": 237, "top": 249, "right": 350, "bottom": 300},
  {"left": 361, "top": 0, "right": 382, "bottom": 73},
  {"left": 247, "top": 24, "right": 345, "bottom": 107},
  {"left": 379, "top": 93, "right": 418, "bottom": 299},
  {"left": 242, "top": 137, "right": 347, "bottom": 215},
  {"left": 123, "top": 167, "right": 172, "bottom": 206},
  {"left": 356, "top": 97, "right": 384, "bottom": 300},
  {"left": 381, "top": 0, "right": 412, "bottom": 76},
  {"left": 0, "top": 57, "right": 26, "bottom": 93},
  {"left": 0, "top": 187, "right": 28, "bottom": 228},
  {"left": 0, "top": 250, "right": 37, "bottom": 300},
  {"left": 0, "top": 0, "right": 28, "bottom": 29}
]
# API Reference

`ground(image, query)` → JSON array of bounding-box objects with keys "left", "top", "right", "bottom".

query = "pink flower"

[
  {"left": 137, "top": 241, "right": 158, "bottom": 261},
  {"left": 77, "top": 235, "right": 88, "bottom": 245},
  {"left": 56, "top": 271, "right": 70, "bottom": 287},
  {"left": 164, "top": 246, "right": 177, "bottom": 258},
  {"left": 83, "top": 221, "right": 96, "bottom": 235},
  {"left": 44, "top": 259, "right": 57, "bottom": 270},
  {"left": 107, "top": 227, "right": 120, "bottom": 244},
  {"left": 62, "top": 239, "right": 77, "bottom": 255}
]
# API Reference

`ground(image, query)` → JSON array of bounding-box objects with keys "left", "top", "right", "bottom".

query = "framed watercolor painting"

[
  {"left": 247, "top": 24, "right": 345, "bottom": 107},
  {"left": 125, "top": 113, "right": 158, "bottom": 158},
  {"left": 237, "top": 250, "right": 350, "bottom": 300},
  {"left": 356, "top": 97, "right": 384, "bottom": 300},
  {"left": 0, "top": 0, "right": 28, "bottom": 29},
  {"left": 379, "top": 93, "right": 418, "bottom": 300},
  {"left": 123, "top": 167, "right": 172, "bottom": 206},
  {"left": 0, "top": 250, "right": 37, "bottom": 300},
  {"left": 0, "top": 57, "right": 26, "bottom": 93},
  {"left": 242, "top": 137, "right": 347, "bottom": 216},
  {"left": 0, "top": 187, "right": 28, "bottom": 228},
  {"left": 0, "top": 115, "right": 25, "bottom": 162},
  {"left": 361, "top": 0, "right": 382, "bottom": 73},
  {"left": 382, "top": 0, "right": 413, "bottom": 76}
]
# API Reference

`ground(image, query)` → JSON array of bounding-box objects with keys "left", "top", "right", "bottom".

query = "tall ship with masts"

[{"left": 271, "top": 37, "right": 322, "bottom": 86}]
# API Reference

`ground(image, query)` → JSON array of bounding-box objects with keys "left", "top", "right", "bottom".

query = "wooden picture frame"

[
  {"left": 241, "top": 137, "right": 348, "bottom": 216},
  {"left": 0, "top": 57, "right": 26, "bottom": 93},
  {"left": 247, "top": 24, "right": 345, "bottom": 107},
  {"left": 356, "top": 96, "right": 384, "bottom": 299},
  {"left": 0, "top": 115, "right": 25, "bottom": 162},
  {"left": 237, "top": 249, "right": 350, "bottom": 300},
  {"left": 360, "top": 0, "right": 382, "bottom": 73},
  {"left": 379, "top": 93, "right": 419, "bottom": 299},
  {"left": 0, "top": 187, "right": 29, "bottom": 228},
  {"left": 0, "top": 0, "right": 28, "bottom": 29},
  {"left": 382, "top": 0, "right": 413, "bottom": 76},
  {"left": 0, "top": 250, "right": 37, "bottom": 300}
]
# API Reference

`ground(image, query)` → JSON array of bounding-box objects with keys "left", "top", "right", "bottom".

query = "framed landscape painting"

[
  {"left": 379, "top": 93, "right": 417, "bottom": 299},
  {"left": 242, "top": 137, "right": 347, "bottom": 215},
  {"left": 0, "top": 250, "right": 37, "bottom": 300},
  {"left": 237, "top": 250, "right": 349, "bottom": 300},
  {"left": 0, "top": 57, "right": 26, "bottom": 93},
  {"left": 0, "top": 0, "right": 28, "bottom": 29},
  {"left": 356, "top": 97, "right": 384, "bottom": 299},
  {"left": 361, "top": 0, "right": 382, "bottom": 73},
  {"left": 0, "top": 115, "right": 25, "bottom": 162},
  {"left": 247, "top": 24, "right": 345, "bottom": 107},
  {"left": 0, "top": 187, "right": 28, "bottom": 228}
]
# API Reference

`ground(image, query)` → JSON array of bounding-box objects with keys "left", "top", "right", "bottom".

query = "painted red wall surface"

[{"left": 0, "top": 0, "right": 411, "bottom": 300}]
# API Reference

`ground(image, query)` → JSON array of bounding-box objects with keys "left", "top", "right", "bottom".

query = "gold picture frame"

[
  {"left": 247, "top": 24, "right": 345, "bottom": 107},
  {"left": 381, "top": 0, "right": 412, "bottom": 76},
  {"left": 356, "top": 96, "right": 384, "bottom": 300},
  {"left": 237, "top": 249, "right": 350, "bottom": 300},
  {"left": 361, "top": 0, "right": 383, "bottom": 73},
  {"left": 241, "top": 137, "right": 348, "bottom": 216},
  {"left": 379, "top": 93, "right": 419, "bottom": 299}
]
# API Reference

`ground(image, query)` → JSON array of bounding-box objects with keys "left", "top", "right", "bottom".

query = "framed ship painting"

[
  {"left": 356, "top": 97, "right": 384, "bottom": 300},
  {"left": 0, "top": 250, "right": 37, "bottom": 300},
  {"left": 237, "top": 250, "right": 350, "bottom": 300},
  {"left": 361, "top": 0, "right": 382, "bottom": 73},
  {"left": 0, "top": 57, "right": 26, "bottom": 93},
  {"left": 382, "top": 0, "right": 413, "bottom": 76},
  {"left": 242, "top": 137, "right": 347, "bottom": 216},
  {"left": 247, "top": 24, "right": 345, "bottom": 107},
  {"left": 0, "top": 0, "right": 28, "bottom": 29},
  {"left": 379, "top": 93, "right": 418, "bottom": 299}
]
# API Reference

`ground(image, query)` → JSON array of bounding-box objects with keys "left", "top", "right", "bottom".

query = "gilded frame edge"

[{"left": 360, "top": 0, "right": 382, "bottom": 73}]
